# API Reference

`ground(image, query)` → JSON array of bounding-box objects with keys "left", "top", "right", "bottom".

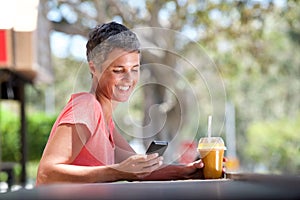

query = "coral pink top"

[{"left": 48, "top": 92, "right": 115, "bottom": 166}]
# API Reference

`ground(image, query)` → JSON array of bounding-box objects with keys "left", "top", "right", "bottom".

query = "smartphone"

[{"left": 145, "top": 140, "right": 168, "bottom": 156}]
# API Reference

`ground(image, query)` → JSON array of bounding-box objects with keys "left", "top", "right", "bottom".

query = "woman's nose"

[{"left": 123, "top": 71, "right": 134, "bottom": 82}]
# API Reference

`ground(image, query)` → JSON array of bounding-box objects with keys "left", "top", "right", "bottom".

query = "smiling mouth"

[{"left": 117, "top": 85, "right": 130, "bottom": 91}]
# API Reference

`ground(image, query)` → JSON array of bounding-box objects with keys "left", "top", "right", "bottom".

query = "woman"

[{"left": 36, "top": 22, "right": 204, "bottom": 185}]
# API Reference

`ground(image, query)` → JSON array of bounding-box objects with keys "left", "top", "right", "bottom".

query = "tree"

[
  {"left": 34, "top": 0, "right": 300, "bottom": 171},
  {"left": 245, "top": 115, "right": 300, "bottom": 174}
]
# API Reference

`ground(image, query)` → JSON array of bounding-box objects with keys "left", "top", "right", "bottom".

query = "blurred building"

[{"left": 0, "top": 0, "right": 40, "bottom": 188}]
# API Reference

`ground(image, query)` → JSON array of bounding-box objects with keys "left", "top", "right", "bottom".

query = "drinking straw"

[{"left": 207, "top": 115, "right": 212, "bottom": 138}]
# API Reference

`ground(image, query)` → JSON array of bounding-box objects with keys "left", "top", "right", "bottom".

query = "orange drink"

[{"left": 198, "top": 137, "right": 226, "bottom": 179}]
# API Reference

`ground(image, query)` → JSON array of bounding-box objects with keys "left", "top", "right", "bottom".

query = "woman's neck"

[{"left": 90, "top": 84, "right": 113, "bottom": 125}]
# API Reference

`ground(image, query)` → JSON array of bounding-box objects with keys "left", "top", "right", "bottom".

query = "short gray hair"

[{"left": 86, "top": 22, "right": 140, "bottom": 67}]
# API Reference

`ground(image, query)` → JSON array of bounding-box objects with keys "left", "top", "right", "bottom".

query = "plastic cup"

[{"left": 198, "top": 137, "right": 226, "bottom": 179}]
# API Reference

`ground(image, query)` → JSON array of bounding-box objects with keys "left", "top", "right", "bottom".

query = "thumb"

[{"left": 190, "top": 159, "right": 204, "bottom": 169}]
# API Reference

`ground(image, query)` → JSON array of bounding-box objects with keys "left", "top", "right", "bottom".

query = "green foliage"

[
  {"left": 24, "top": 0, "right": 300, "bottom": 174},
  {"left": 1, "top": 110, "right": 56, "bottom": 162},
  {"left": 244, "top": 114, "right": 300, "bottom": 174},
  {"left": 27, "top": 160, "right": 40, "bottom": 180},
  {"left": 0, "top": 110, "right": 21, "bottom": 161},
  {"left": 0, "top": 171, "right": 8, "bottom": 182},
  {"left": 27, "top": 113, "right": 56, "bottom": 160}
]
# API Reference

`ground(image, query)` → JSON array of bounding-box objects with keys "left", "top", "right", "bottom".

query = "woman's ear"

[{"left": 88, "top": 61, "right": 96, "bottom": 76}]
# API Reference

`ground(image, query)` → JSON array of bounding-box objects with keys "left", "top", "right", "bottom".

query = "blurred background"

[{"left": 0, "top": 0, "right": 299, "bottom": 190}]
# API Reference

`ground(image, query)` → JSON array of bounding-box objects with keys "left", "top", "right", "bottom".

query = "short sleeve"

[{"left": 58, "top": 93, "right": 102, "bottom": 136}]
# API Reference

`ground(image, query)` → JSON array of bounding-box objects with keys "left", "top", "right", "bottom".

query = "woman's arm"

[
  {"left": 36, "top": 124, "right": 119, "bottom": 184},
  {"left": 112, "top": 129, "right": 205, "bottom": 181},
  {"left": 113, "top": 128, "right": 136, "bottom": 163},
  {"left": 36, "top": 124, "right": 162, "bottom": 185},
  {"left": 141, "top": 160, "right": 205, "bottom": 181}
]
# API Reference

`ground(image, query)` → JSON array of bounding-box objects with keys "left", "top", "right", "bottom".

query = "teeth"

[{"left": 118, "top": 86, "right": 130, "bottom": 91}]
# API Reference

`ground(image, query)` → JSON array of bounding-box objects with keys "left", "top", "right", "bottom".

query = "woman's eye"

[
  {"left": 132, "top": 67, "right": 139, "bottom": 72},
  {"left": 113, "top": 69, "right": 123, "bottom": 73}
]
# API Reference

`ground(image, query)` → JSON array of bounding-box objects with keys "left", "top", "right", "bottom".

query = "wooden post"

[{"left": 19, "top": 80, "right": 27, "bottom": 186}]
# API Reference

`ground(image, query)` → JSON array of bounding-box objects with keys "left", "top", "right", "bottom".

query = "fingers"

[
  {"left": 144, "top": 156, "right": 163, "bottom": 168},
  {"left": 138, "top": 153, "right": 160, "bottom": 162},
  {"left": 130, "top": 153, "right": 162, "bottom": 165},
  {"left": 222, "top": 157, "right": 227, "bottom": 177},
  {"left": 114, "top": 154, "right": 164, "bottom": 181},
  {"left": 126, "top": 153, "right": 163, "bottom": 172},
  {"left": 194, "top": 160, "right": 204, "bottom": 168},
  {"left": 188, "top": 159, "right": 204, "bottom": 169}
]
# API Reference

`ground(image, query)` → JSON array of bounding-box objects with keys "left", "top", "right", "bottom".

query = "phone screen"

[{"left": 145, "top": 140, "right": 168, "bottom": 156}]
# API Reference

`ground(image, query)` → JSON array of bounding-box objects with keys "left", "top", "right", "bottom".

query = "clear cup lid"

[{"left": 198, "top": 137, "right": 227, "bottom": 150}]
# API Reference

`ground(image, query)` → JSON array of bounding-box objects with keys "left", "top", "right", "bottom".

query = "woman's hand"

[
  {"left": 222, "top": 157, "right": 228, "bottom": 177},
  {"left": 113, "top": 153, "right": 163, "bottom": 180},
  {"left": 180, "top": 156, "right": 227, "bottom": 179},
  {"left": 180, "top": 159, "right": 205, "bottom": 179},
  {"left": 185, "top": 157, "right": 227, "bottom": 179}
]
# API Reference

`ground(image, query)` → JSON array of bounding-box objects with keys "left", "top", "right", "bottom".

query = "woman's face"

[{"left": 95, "top": 49, "right": 140, "bottom": 102}]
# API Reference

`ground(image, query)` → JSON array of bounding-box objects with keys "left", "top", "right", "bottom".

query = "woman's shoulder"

[
  {"left": 71, "top": 92, "right": 95, "bottom": 102},
  {"left": 64, "top": 92, "right": 103, "bottom": 128},
  {"left": 54, "top": 92, "right": 103, "bottom": 137},
  {"left": 67, "top": 92, "right": 103, "bottom": 116},
  {"left": 70, "top": 92, "right": 100, "bottom": 107}
]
